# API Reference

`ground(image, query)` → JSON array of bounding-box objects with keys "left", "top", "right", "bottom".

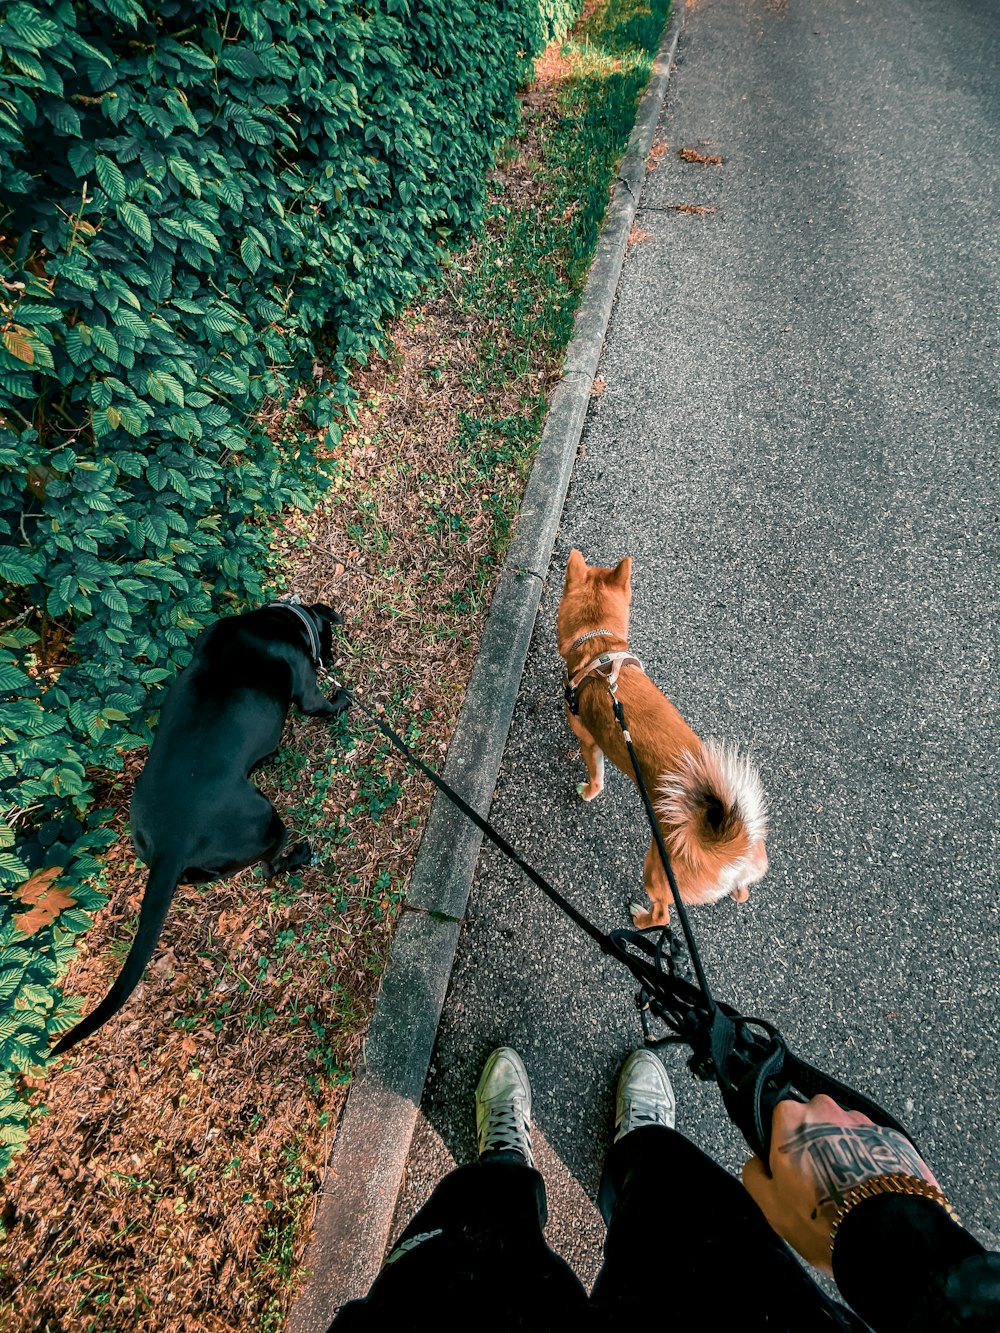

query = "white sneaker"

[
  {"left": 614, "top": 1049, "right": 676, "bottom": 1142},
  {"left": 475, "top": 1047, "right": 534, "bottom": 1166}
]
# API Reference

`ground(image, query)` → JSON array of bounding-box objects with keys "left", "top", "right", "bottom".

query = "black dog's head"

[{"left": 308, "top": 602, "right": 342, "bottom": 668}]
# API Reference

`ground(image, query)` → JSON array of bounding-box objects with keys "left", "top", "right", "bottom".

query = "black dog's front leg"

[
  {"left": 264, "top": 839, "right": 313, "bottom": 879},
  {"left": 295, "top": 676, "right": 350, "bottom": 718}
]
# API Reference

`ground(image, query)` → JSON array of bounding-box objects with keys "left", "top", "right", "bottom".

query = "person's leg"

[
  {"left": 328, "top": 1048, "right": 588, "bottom": 1332},
  {"left": 385, "top": 1047, "right": 546, "bottom": 1254},
  {"left": 591, "top": 1051, "right": 866, "bottom": 1333}
]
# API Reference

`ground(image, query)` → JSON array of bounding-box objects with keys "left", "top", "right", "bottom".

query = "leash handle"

[
  {"left": 709, "top": 1007, "right": 918, "bottom": 1161},
  {"left": 613, "top": 928, "right": 918, "bottom": 1162}
]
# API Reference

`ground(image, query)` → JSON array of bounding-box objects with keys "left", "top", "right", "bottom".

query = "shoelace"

[
  {"left": 617, "top": 1097, "right": 673, "bottom": 1136},
  {"left": 481, "top": 1100, "right": 531, "bottom": 1156}
]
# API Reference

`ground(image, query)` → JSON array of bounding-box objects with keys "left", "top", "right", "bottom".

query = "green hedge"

[{"left": 0, "top": 0, "right": 580, "bottom": 1169}]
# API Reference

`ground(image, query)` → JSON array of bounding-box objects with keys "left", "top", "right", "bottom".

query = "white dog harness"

[{"left": 563, "top": 630, "right": 644, "bottom": 716}]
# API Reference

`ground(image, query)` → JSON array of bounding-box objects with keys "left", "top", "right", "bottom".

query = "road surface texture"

[{"left": 394, "top": 0, "right": 999, "bottom": 1287}]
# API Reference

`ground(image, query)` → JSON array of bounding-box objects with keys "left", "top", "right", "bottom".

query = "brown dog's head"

[{"left": 557, "top": 550, "right": 632, "bottom": 658}]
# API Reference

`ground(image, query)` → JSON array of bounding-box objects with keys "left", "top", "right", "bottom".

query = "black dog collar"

[{"left": 267, "top": 599, "right": 321, "bottom": 668}]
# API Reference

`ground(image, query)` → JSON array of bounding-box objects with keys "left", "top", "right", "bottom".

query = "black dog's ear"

[{"left": 311, "top": 602, "right": 343, "bottom": 626}]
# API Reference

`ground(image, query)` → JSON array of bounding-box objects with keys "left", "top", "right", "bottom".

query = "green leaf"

[
  {"left": 118, "top": 201, "right": 152, "bottom": 245},
  {"left": 67, "top": 142, "right": 96, "bottom": 177},
  {"left": 47, "top": 100, "right": 81, "bottom": 137},
  {"left": 118, "top": 405, "right": 143, "bottom": 435},
  {"left": 157, "top": 372, "right": 185, "bottom": 406},
  {"left": 240, "top": 236, "right": 261, "bottom": 274},
  {"left": 0, "top": 1041, "right": 38, "bottom": 1073},
  {"left": 0, "top": 851, "right": 29, "bottom": 882},
  {"left": 112, "top": 308, "right": 148, "bottom": 338},
  {"left": 13, "top": 303, "right": 62, "bottom": 325},
  {"left": 163, "top": 89, "right": 199, "bottom": 134},
  {"left": 0, "top": 550, "right": 38, "bottom": 585},
  {"left": 45, "top": 1006, "right": 83, "bottom": 1036},
  {"left": 95, "top": 154, "right": 127, "bottom": 202},
  {"left": 204, "top": 310, "right": 237, "bottom": 334},
  {"left": 8, "top": 50, "right": 47, "bottom": 80},
  {"left": 181, "top": 217, "right": 220, "bottom": 252},
  {"left": 0, "top": 664, "right": 32, "bottom": 693},
  {"left": 90, "top": 326, "right": 120, "bottom": 360},
  {"left": 167, "top": 155, "right": 201, "bottom": 196}
]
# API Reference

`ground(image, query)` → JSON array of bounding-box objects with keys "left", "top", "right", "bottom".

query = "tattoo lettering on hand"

[{"left": 778, "top": 1125, "right": 927, "bottom": 1209}]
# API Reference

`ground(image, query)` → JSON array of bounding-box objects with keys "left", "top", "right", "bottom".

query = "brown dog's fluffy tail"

[{"left": 657, "top": 740, "right": 768, "bottom": 872}]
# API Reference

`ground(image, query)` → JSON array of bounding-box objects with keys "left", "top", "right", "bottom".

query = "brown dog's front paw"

[
  {"left": 730, "top": 886, "right": 750, "bottom": 903},
  {"left": 577, "top": 780, "right": 603, "bottom": 802},
  {"left": 629, "top": 901, "right": 670, "bottom": 930}
]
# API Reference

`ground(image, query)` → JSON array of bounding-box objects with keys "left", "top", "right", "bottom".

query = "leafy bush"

[{"left": 0, "top": 0, "right": 581, "bottom": 1172}]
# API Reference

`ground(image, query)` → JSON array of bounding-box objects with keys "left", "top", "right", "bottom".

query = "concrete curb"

[{"left": 287, "top": 12, "right": 683, "bottom": 1331}]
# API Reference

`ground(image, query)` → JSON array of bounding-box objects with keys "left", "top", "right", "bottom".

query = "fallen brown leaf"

[
  {"left": 646, "top": 139, "right": 669, "bottom": 172},
  {"left": 678, "top": 147, "right": 724, "bottom": 165},
  {"left": 13, "top": 865, "right": 74, "bottom": 935}
]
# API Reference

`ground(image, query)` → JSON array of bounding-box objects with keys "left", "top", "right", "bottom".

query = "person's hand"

[{"left": 742, "top": 1095, "right": 939, "bottom": 1273}]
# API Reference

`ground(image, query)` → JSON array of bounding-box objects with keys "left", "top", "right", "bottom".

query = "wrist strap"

[{"left": 829, "top": 1172, "right": 960, "bottom": 1254}]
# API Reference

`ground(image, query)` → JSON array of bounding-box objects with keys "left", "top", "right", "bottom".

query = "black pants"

[{"left": 330, "top": 1126, "right": 868, "bottom": 1331}]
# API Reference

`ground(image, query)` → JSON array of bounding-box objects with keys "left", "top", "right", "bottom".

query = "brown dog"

[{"left": 558, "top": 550, "right": 768, "bottom": 927}]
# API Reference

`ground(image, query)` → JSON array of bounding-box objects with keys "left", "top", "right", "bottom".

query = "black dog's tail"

[{"left": 51, "top": 860, "right": 182, "bottom": 1056}]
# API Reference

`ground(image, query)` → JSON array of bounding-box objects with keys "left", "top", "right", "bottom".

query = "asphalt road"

[{"left": 397, "top": 0, "right": 1000, "bottom": 1281}]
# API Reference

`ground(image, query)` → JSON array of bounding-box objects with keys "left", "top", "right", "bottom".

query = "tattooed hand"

[{"left": 742, "top": 1095, "right": 940, "bottom": 1273}]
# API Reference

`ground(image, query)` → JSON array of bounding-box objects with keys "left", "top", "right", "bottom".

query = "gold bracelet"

[{"left": 829, "top": 1173, "right": 960, "bottom": 1254}]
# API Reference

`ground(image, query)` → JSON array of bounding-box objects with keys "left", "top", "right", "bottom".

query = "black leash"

[
  {"left": 346, "top": 692, "right": 638, "bottom": 962},
  {"left": 608, "top": 695, "right": 716, "bottom": 1004},
  {"left": 345, "top": 687, "right": 915, "bottom": 1160}
]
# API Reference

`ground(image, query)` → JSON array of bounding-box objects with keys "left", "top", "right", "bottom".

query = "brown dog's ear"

[
  {"left": 610, "top": 556, "right": 632, "bottom": 593},
  {"left": 565, "top": 548, "right": 588, "bottom": 586}
]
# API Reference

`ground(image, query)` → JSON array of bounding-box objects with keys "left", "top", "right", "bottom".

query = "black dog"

[{"left": 52, "top": 601, "right": 348, "bottom": 1055}]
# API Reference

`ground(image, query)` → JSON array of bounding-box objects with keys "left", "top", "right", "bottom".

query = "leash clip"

[{"left": 598, "top": 654, "right": 621, "bottom": 697}]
